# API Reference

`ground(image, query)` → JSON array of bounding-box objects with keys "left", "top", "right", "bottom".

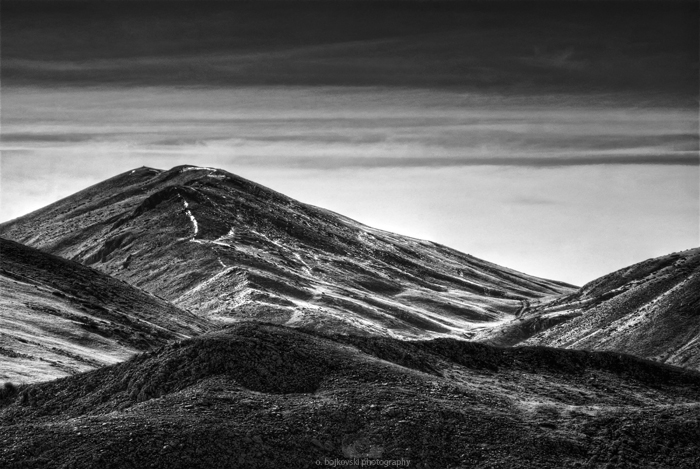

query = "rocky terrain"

[
  {"left": 485, "top": 248, "right": 700, "bottom": 370},
  {"left": 2, "top": 0, "right": 697, "bottom": 464},
  {"left": 1, "top": 322, "right": 699, "bottom": 468},
  {"left": 1, "top": 165, "right": 699, "bottom": 467},
  {"left": 0, "top": 165, "right": 574, "bottom": 340},
  {"left": 0, "top": 238, "right": 209, "bottom": 383}
]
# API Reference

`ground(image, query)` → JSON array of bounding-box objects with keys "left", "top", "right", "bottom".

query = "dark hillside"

[{"left": 1, "top": 322, "right": 699, "bottom": 468}]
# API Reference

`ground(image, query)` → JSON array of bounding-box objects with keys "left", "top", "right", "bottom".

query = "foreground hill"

[
  {"left": 0, "top": 165, "right": 574, "bottom": 339},
  {"left": 1, "top": 322, "right": 699, "bottom": 468},
  {"left": 0, "top": 238, "right": 209, "bottom": 383},
  {"left": 487, "top": 248, "right": 700, "bottom": 370}
]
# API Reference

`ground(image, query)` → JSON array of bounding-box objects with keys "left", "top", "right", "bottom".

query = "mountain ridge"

[
  {"left": 0, "top": 237, "right": 209, "bottom": 383},
  {"left": 485, "top": 246, "right": 700, "bottom": 369}
]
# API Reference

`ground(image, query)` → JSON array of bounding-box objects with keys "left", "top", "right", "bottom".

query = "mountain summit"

[{"left": 0, "top": 165, "right": 574, "bottom": 339}]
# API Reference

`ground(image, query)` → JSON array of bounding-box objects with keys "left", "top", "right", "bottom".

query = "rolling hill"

[{"left": 1, "top": 322, "right": 699, "bottom": 468}]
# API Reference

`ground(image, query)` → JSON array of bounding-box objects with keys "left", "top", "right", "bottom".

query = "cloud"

[
  {"left": 3, "top": 2, "right": 697, "bottom": 103},
  {"left": 511, "top": 197, "right": 558, "bottom": 206},
  {"left": 0, "top": 133, "right": 99, "bottom": 143},
  {"left": 232, "top": 153, "right": 699, "bottom": 170}
]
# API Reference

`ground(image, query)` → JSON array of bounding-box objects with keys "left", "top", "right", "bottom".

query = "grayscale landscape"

[{"left": 0, "top": 1, "right": 698, "bottom": 468}]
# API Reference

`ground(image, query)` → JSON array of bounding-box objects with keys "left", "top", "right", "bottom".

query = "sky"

[{"left": 1, "top": 1, "right": 698, "bottom": 286}]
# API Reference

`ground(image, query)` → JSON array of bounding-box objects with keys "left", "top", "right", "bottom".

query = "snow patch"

[
  {"left": 182, "top": 200, "right": 199, "bottom": 237},
  {"left": 293, "top": 253, "right": 313, "bottom": 275},
  {"left": 181, "top": 166, "right": 218, "bottom": 172},
  {"left": 285, "top": 309, "right": 304, "bottom": 326},
  {"left": 176, "top": 265, "right": 235, "bottom": 301},
  {"left": 250, "top": 229, "right": 286, "bottom": 252},
  {"left": 215, "top": 227, "right": 235, "bottom": 242}
]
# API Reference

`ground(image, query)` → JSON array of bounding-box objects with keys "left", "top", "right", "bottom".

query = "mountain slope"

[
  {"left": 487, "top": 248, "right": 700, "bottom": 370},
  {"left": 1, "top": 322, "right": 699, "bottom": 468},
  {"left": 0, "top": 237, "right": 209, "bottom": 384},
  {"left": 0, "top": 165, "right": 575, "bottom": 339}
]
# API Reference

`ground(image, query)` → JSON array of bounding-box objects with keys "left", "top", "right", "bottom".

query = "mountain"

[
  {"left": 2, "top": 165, "right": 699, "bottom": 467},
  {"left": 486, "top": 248, "right": 700, "bottom": 370},
  {"left": 1, "top": 322, "right": 699, "bottom": 468},
  {"left": 0, "top": 237, "right": 209, "bottom": 384},
  {"left": 0, "top": 165, "right": 575, "bottom": 340}
]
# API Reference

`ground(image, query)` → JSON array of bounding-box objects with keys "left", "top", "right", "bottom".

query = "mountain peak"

[{"left": 0, "top": 165, "right": 575, "bottom": 339}]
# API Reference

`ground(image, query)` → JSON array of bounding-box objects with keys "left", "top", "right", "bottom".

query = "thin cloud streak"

[{"left": 241, "top": 154, "right": 699, "bottom": 169}]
